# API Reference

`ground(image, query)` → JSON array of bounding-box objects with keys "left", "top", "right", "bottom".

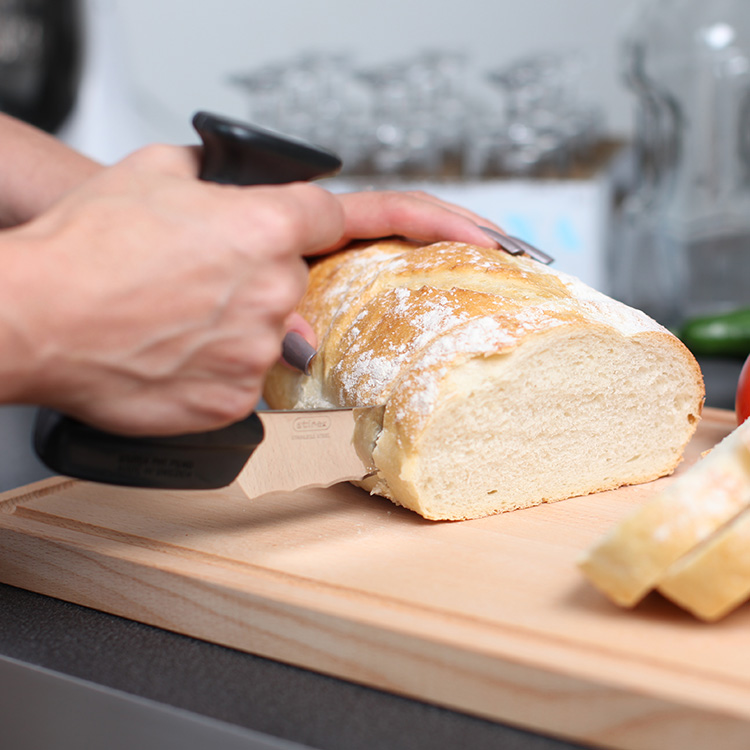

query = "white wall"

[{"left": 75, "top": 0, "right": 643, "bottom": 160}]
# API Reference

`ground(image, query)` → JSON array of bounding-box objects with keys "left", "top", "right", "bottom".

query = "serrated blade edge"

[{"left": 236, "top": 407, "right": 382, "bottom": 499}]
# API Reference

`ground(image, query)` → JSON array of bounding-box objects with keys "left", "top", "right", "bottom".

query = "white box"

[{"left": 327, "top": 173, "right": 613, "bottom": 293}]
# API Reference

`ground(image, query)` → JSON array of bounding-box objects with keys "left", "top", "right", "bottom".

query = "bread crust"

[
  {"left": 580, "top": 418, "right": 750, "bottom": 617},
  {"left": 264, "top": 240, "right": 704, "bottom": 520}
]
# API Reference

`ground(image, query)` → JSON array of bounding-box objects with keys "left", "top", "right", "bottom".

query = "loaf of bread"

[
  {"left": 580, "top": 418, "right": 750, "bottom": 619},
  {"left": 263, "top": 240, "right": 704, "bottom": 520}
]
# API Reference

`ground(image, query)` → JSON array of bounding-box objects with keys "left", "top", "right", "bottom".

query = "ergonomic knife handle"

[
  {"left": 33, "top": 408, "right": 265, "bottom": 490},
  {"left": 192, "top": 111, "right": 341, "bottom": 184},
  {"left": 32, "top": 112, "right": 342, "bottom": 489}
]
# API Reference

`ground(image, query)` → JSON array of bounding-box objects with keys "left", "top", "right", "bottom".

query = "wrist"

[
  {"left": 0, "top": 229, "right": 54, "bottom": 405},
  {"left": 0, "top": 113, "right": 102, "bottom": 227}
]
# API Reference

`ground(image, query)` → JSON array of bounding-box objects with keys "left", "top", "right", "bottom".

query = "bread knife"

[
  {"left": 33, "top": 402, "right": 383, "bottom": 493},
  {"left": 32, "top": 111, "right": 373, "bottom": 493}
]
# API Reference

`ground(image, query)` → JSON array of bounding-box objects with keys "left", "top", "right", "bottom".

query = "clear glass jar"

[{"left": 611, "top": 0, "right": 750, "bottom": 327}]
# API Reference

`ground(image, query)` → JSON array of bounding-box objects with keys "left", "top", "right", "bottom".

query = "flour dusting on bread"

[{"left": 263, "top": 240, "right": 704, "bottom": 520}]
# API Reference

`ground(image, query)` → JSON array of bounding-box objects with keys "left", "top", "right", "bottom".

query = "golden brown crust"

[{"left": 264, "top": 240, "right": 704, "bottom": 520}]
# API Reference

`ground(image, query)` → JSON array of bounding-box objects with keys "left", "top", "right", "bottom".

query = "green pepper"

[{"left": 678, "top": 307, "right": 750, "bottom": 357}]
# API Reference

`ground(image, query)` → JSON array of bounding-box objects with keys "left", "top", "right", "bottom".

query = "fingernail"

[
  {"left": 506, "top": 235, "right": 555, "bottom": 265},
  {"left": 478, "top": 226, "right": 524, "bottom": 255},
  {"left": 478, "top": 226, "right": 555, "bottom": 265},
  {"left": 282, "top": 331, "right": 317, "bottom": 375}
]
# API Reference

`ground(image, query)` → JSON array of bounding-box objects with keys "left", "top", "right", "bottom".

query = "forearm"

[{"left": 0, "top": 113, "right": 101, "bottom": 227}]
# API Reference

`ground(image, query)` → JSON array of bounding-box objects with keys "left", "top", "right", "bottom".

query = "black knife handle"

[
  {"left": 32, "top": 112, "right": 342, "bottom": 489},
  {"left": 192, "top": 111, "right": 342, "bottom": 185},
  {"left": 34, "top": 408, "right": 265, "bottom": 490}
]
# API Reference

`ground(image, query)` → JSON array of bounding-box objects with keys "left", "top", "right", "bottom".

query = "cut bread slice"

[
  {"left": 656, "top": 427, "right": 750, "bottom": 621},
  {"left": 579, "top": 418, "right": 750, "bottom": 609},
  {"left": 658, "top": 502, "right": 750, "bottom": 622}
]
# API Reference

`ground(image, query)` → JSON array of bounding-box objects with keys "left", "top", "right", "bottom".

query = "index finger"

[
  {"left": 324, "top": 190, "right": 504, "bottom": 253},
  {"left": 118, "top": 144, "right": 204, "bottom": 180}
]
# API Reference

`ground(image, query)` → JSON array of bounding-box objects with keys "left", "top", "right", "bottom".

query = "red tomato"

[{"left": 737, "top": 355, "right": 750, "bottom": 425}]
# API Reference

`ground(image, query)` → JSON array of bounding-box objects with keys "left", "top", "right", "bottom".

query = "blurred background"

[
  {"left": 61, "top": 0, "right": 637, "bottom": 159},
  {"left": 0, "top": 0, "right": 748, "bottom": 487}
]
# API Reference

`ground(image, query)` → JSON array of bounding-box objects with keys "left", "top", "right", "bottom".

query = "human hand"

[
  {"left": 284, "top": 188, "right": 504, "bottom": 352},
  {"left": 0, "top": 144, "right": 344, "bottom": 435},
  {"left": 325, "top": 190, "right": 503, "bottom": 252}
]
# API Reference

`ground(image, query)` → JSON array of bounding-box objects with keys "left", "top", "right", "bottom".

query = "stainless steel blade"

[{"left": 236, "top": 405, "right": 384, "bottom": 499}]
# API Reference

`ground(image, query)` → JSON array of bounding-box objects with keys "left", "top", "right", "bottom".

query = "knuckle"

[
  {"left": 402, "top": 189, "right": 433, "bottom": 201},
  {"left": 242, "top": 200, "right": 298, "bottom": 251},
  {"left": 254, "top": 334, "right": 284, "bottom": 371},
  {"left": 192, "top": 385, "right": 260, "bottom": 427},
  {"left": 123, "top": 143, "right": 197, "bottom": 177},
  {"left": 218, "top": 337, "right": 280, "bottom": 389},
  {"left": 270, "top": 268, "right": 307, "bottom": 311},
  {"left": 213, "top": 333, "right": 281, "bottom": 380},
  {"left": 244, "top": 258, "right": 308, "bottom": 318},
  {"left": 126, "top": 143, "right": 171, "bottom": 166},
  {"left": 286, "top": 181, "right": 331, "bottom": 207},
  {"left": 256, "top": 183, "right": 337, "bottom": 248}
]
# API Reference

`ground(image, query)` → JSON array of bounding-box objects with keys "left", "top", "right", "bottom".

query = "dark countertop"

[
  {"left": 0, "top": 582, "right": 584, "bottom": 750},
  {"left": 0, "top": 357, "right": 743, "bottom": 750}
]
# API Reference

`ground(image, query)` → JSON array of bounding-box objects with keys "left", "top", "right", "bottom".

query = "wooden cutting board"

[{"left": 1, "top": 407, "right": 748, "bottom": 750}]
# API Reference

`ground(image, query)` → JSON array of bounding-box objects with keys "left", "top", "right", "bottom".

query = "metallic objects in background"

[
  {"left": 611, "top": 0, "right": 750, "bottom": 329},
  {"left": 229, "top": 49, "right": 604, "bottom": 180},
  {"left": 471, "top": 53, "right": 603, "bottom": 178},
  {"left": 0, "top": 0, "right": 82, "bottom": 132}
]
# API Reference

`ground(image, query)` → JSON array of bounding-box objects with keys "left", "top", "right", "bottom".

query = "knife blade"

[
  {"left": 33, "top": 405, "right": 383, "bottom": 494},
  {"left": 238, "top": 406, "right": 383, "bottom": 497}
]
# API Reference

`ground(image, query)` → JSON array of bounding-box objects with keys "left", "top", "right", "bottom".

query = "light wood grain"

[{"left": 0, "top": 407, "right": 747, "bottom": 750}]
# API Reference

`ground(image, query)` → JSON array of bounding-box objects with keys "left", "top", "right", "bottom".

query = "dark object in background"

[
  {"left": 0, "top": 0, "right": 82, "bottom": 132},
  {"left": 679, "top": 308, "right": 750, "bottom": 359}
]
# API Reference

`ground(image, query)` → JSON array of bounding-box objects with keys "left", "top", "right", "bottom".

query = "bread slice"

[
  {"left": 579, "top": 418, "right": 750, "bottom": 609},
  {"left": 658, "top": 508, "right": 750, "bottom": 622},
  {"left": 655, "top": 425, "right": 750, "bottom": 621},
  {"left": 264, "top": 240, "right": 704, "bottom": 520}
]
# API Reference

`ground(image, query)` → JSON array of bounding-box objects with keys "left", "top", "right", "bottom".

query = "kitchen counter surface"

[
  {"left": 0, "top": 357, "right": 742, "bottom": 750},
  {"left": 0, "top": 581, "right": 584, "bottom": 750}
]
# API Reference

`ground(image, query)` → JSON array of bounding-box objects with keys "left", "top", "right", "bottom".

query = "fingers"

[
  {"left": 399, "top": 190, "right": 504, "bottom": 231},
  {"left": 121, "top": 143, "right": 204, "bottom": 180},
  {"left": 122, "top": 148, "right": 346, "bottom": 258},
  {"left": 279, "top": 313, "right": 318, "bottom": 373},
  {"left": 236, "top": 182, "right": 344, "bottom": 258},
  {"left": 284, "top": 312, "right": 317, "bottom": 348},
  {"left": 325, "top": 190, "right": 504, "bottom": 253}
]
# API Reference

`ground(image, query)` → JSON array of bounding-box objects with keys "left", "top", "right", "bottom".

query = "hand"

[
  {"left": 0, "top": 144, "right": 344, "bottom": 435},
  {"left": 327, "top": 190, "right": 502, "bottom": 252},
  {"left": 287, "top": 189, "right": 503, "bottom": 350},
  {"left": 0, "top": 130, "right": 506, "bottom": 436}
]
